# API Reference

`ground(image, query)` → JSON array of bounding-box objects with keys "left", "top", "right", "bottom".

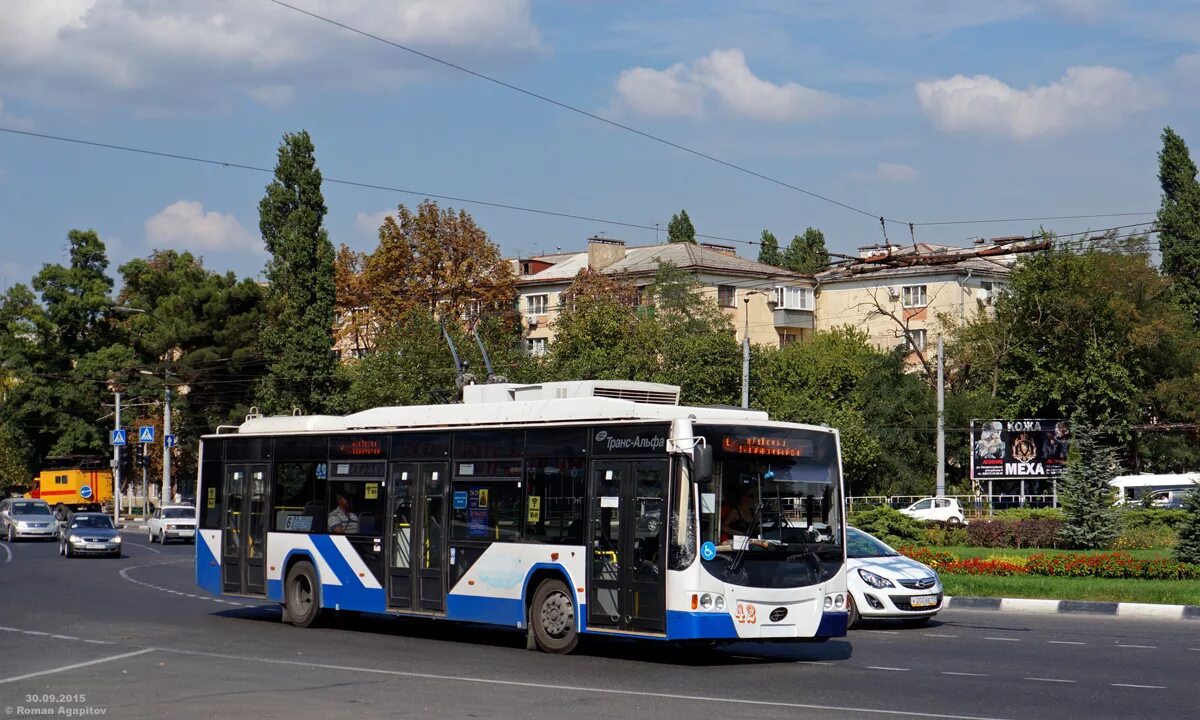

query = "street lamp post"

[
  {"left": 118, "top": 306, "right": 176, "bottom": 508},
  {"left": 741, "top": 290, "right": 778, "bottom": 408}
]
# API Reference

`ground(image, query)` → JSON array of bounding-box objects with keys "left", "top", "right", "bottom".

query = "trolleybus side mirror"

[{"left": 693, "top": 445, "right": 713, "bottom": 485}]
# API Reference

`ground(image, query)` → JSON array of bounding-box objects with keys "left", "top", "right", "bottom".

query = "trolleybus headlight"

[
  {"left": 835, "top": 593, "right": 846, "bottom": 609},
  {"left": 714, "top": 595, "right": 725, "bottom": 610},
  {"left": 824, "top": 595, "right": 833, "bottom": 610},
  {"left": 699, "top": 593, "right": 713, "bottom": 610}
]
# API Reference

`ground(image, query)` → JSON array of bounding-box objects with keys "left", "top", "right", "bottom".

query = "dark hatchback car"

[{"left": 59, "top": 513, "right": 123, "bottom": 558}]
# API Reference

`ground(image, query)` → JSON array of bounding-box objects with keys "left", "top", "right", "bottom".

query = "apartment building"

[
  {"left": 815, "top": 241, "right": 1022, "bottom": 363},
  {"left": 514, "top": 237, "right": 814, "bottom": 355}
]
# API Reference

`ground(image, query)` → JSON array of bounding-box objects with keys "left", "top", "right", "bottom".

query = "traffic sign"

[
  {"left": 80, "top": 485, "right": 93, "bottom": 500},
  {"left": 139, "top": 426, "right": 155, "bottom": 444},
  {"left": 111, "top": 429, "right": 127, "bottom": 446},
  {"left": 164, "top": 434, "right": 177, "bottom": 449}
]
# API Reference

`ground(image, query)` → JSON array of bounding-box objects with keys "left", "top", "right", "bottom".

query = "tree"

[
  {"left": 1057, "top": 427, "right": 1119, "bottom": 549},
  {"left": 945, "top": 235, "right": 1198, "bottom": 431},
  {"left": 783, "top": 227, "right": 830, "bottom": 273},
  {"left": 117, "top": 250, "right": 267, "bottom": 488},
  {"left": 757, "top": 230, "right": 782, "bottom": 267},
  {"left": 667, "top": 210, "right": 696, "bottom": 244},
  {"left": 333, "top": 244, "right": 376, "bottom": 355},
  {"left": 0, "top": 421, "right": 32, "bottom": 493},
  {"left": 362, "top": 201, "right": 516, "bottom": 327},
  {"left": 647, "top": 262, "right": 740, "bottom": 405},
  {"left": 546, "top": 270, "right": 658, "bottom": 381},
  {"left": 257, "top": 130, "right": 337, "bottom": 415},
  {"left": 754, "top": 327, "right": 935, "bottom": 495},
  {"left": 1174, "top": 482, "right": 1200, "bottom": 564},
  {"left": 1157, "top": 127, "right": 1200, "bottom": 326}
]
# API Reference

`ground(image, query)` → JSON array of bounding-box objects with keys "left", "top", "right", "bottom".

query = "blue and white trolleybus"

[{"left": 195, "top": 380, "right": 849, "bottom": 653}]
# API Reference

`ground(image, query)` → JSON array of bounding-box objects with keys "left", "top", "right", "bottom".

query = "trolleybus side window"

[
  {"left": 199, "top": 459, "right": 223, "bottom": 530},
  {"left": 273, "top": 461, "right": 324, "bottom": 533},
  {"left": 523, "top": 428, "right": 588, "bottom": 544}
]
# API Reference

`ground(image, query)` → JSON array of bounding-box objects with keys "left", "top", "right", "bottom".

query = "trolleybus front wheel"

[{"left": 529, "top": 579, "right": 578, "bottom": 654}]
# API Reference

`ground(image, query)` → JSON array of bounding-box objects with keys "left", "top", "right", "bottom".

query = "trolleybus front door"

[
  {"left": 221, "top": 463, "right": 268, "bottom": 596},
  {"left": 588, "top": 460, "right": 667, "bottom": 633},
  {"left": 387, "top": 462, "right": 448, "bottom": 612}
]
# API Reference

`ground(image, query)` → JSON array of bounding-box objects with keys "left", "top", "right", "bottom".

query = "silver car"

[
  {"left": 59, "top": 513, "right": 123, "bottom": 558},
  {"left": 1, "top": 498, "right": 59, "bottom": 541}
]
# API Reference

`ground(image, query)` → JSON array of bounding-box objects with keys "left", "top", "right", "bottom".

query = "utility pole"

[
  {"left": 162, "top": 368, "right": 172, "bottom": 505},
  {"left": 112, "top": 392, "right": 121, "bottom": 526},
  {"left": 936, "top": 334, "right": 946, "bottom": 497},
  {"left": 141, "top": 442, "right": 149, "bottom": 520},
  {"left": 741, "top": 296, "right": 751, "bottom": 408}
]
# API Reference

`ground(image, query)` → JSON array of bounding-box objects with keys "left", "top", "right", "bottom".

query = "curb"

[{"left": 945, "top": 595, "right": 1200, "bottom": 621}]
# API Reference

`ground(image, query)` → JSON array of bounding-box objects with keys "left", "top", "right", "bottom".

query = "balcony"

[{"left": 772, "top": 307, "right": 814, "bottom": 330}]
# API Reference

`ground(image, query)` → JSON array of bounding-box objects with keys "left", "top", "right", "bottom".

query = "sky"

[{"left": 1, "top": 0, "right": 1199, "bottom": 289}]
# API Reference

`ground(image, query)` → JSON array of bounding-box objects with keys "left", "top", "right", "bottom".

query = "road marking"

[
  {"left": 122, "top": 540, "right": 162, "bottom": 555},
  {"left": 118, "top": 560, "right": 248, "bottom": 606},
  {"left": 942, "top": 672, "right": 989, "bottom": 677},
  {"left": 795, "top": 661, "right": 835, "bottom": 666},
  {"left": 1110, "top": 683, "right": 1166, "bottom": 689},
  {"left": 157, "top": 646, "right": 1018, "bottom": 720},
  {"left": 863, "top": 630, "right": 901, "bottom": 635},
  {"left": 924, "top": 633, "right": 958, "bottom": 638},
  {"left": 983, "top": 637, "right": 1020, "bottom": 642},
  {"left": 0, "top": 542, "right": 11, "bottom": 563},
  {"left": 0, "top": 649, "right": 154, "bottom": 685},
  {"left": 867, "top": 666, "right": 911, "bottom": 672},
  {"left": 49, "top": 634, "right": 79, "bottom": 640},
  {"left": 1114, "top": 644, "right": 1156, "bottom": 649},
  {"left": 1025, "top": 678, "right": 1075, "bottom": 684},
  {"left": 1046, "top": 641, "right": 1086, "bottom": 645}
]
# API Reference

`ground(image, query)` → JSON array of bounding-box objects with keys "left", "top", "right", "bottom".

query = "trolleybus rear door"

[
  {"left": 587, "top": 460, "right": 667, "bottom": 633},
  {"left": 221, "top": 463, "right": 268, "bottom": 596},
  {"left": 387, "top": 462, "right": 448, "bottom": 612}
]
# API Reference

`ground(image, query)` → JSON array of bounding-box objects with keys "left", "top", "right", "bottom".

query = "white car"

[
  {"left": 846, "top": 527, "right": 943, "bottom": 628},
  {"left": 899, "top": 497, "right": 965, "bottom": 524},
  {"left": 147, "top": 505, "right": 197, "bottom": 544}
]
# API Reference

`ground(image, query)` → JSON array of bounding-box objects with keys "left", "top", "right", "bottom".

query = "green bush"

[
  {"left": 1113, "top": 525, "right": 1177, "bottom": 550},
  {"left": 1118, "top": 508, "right": 1189, "bottom": 532},
  {"left": 920, "top": 524, "right": 969, "bottom": 547},
  {"left": 994, "top": 508, "right": 1066, "bottom": 521},
  {"left": 848, "top": 505, "right": 925, "bottom": 547}
]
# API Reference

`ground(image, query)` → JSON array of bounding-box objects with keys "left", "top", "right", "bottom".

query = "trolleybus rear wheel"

[
  {"left": 285, "top": 561, "right": 323, "bottom": 628},
  {"left": 530, "top": 579, "right": 578, "bottom": 654}
]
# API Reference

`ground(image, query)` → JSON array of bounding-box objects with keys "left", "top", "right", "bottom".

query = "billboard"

[{"left": 971, "top": 419, "right": 1070, "bottom": 480}]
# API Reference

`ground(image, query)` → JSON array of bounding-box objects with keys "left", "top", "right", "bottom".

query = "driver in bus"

[{"left": 328, "top": 493, "right": 360, "bottom": 534}]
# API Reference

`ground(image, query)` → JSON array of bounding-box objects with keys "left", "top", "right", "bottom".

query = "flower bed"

[{"left": 897, "top": 546, "right": 1200, "bottom": 581}]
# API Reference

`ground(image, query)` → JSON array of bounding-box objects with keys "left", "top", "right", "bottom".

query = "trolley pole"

[{"left": 741, "top": 296, "right": 751, "bottom": 408}]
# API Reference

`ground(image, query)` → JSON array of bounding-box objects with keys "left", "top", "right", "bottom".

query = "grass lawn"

[
  {"left": 942, "top": 573, "right": 1200, "bottom": 605},
  {"left": 932, "top": 545, "right": 1170, "bottom": 561}
]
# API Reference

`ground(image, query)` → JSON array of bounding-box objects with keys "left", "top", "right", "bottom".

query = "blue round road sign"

[
  {"left": 700, "top": 541, "right": 717, "bottom": 561},
  {"left": 80, "top": 485, "right": 93, "bottom": 500}
]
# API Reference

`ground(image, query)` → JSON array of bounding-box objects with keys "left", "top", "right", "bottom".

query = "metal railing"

[{"left": 847, "top": 494, "right": 1059, "bottom": 518}]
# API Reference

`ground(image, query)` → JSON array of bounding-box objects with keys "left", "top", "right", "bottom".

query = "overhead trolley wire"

[{"left": 267, "top": 0, "right": 1157, "bottom": 231}]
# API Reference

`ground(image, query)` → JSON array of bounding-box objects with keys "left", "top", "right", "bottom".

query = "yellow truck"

[{"left": 26, "top": 457, "right": 114, "bottom": 518}]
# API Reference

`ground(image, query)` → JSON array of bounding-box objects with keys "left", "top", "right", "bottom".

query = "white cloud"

[
  {"left": 614, "top": 49, "right": 844, "bottom": 122},
  {"left": 876, "top": 162, "right": 920, "bottom": 183},
  {"left": 354, "top": 210, "right": 397, "bottom": 239},
  {"left": 145, "top": 201, "right": 259, "bottom": 253},
  {"left": 915, "top": 66, "right": 1162, "bottom": 140},
  {"left": 0, "top": 1, "right": 541, "bottom": 111}
]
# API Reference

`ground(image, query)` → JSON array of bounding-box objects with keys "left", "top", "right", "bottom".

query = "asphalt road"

[{"left": 1, "top": 533, "right": 1197, "bottom": 720}]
